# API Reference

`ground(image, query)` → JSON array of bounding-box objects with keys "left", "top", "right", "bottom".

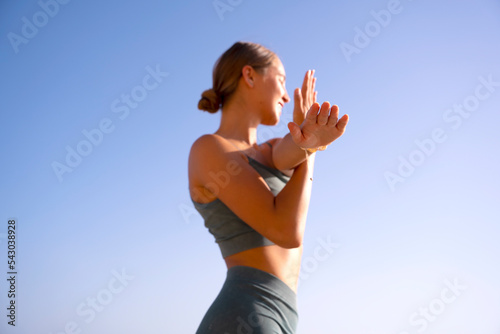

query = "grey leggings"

[{"left": 195, "top": 266, "right": 298, "bottom": 334}]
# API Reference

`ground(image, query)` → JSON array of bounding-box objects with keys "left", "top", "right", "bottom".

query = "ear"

[{"left": 241, "top": 65, "right": 255, "bottom": 88}]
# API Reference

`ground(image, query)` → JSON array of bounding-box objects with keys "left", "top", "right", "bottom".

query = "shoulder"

[
  {"left": 266, "top": 137, "right": 281, "bottom": 146},
  {"left": 189, "top": 134, "right": 221, "bottom": 169},
  {"left": 260, "top": 137, "right": 281, "bottom": 164},
  {"left": 188, "top": 134, "right": 248, "bottom": 180},
  {"left": 188, "top": 134, "right": 231, "bottom": 202},
  {"left": 190, "top": 133, "right": 217, "bottom": 155},
  {"left": 261, "top": 137, "right": 294, "bottom": 177},
  {"left": 189, "top": 134, "right": 240, "bottom": 161},
  {"left": 265, "top": 137, "right": 281, "bottom": 148}
]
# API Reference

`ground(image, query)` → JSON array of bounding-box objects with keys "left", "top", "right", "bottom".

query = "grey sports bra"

[{"left": 191, "top": 152, "right": 291, "bottom": 258}]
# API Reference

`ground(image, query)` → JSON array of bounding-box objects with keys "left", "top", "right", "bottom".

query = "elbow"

[
  {"left": 268, "top": 202, "right": 305, "bottom": 248},
  {"left": 280, "top": 238, "right": 302, "bottom": 249},
  {"left": 273, "top": 229, "right": 304, "bottom": 249}
]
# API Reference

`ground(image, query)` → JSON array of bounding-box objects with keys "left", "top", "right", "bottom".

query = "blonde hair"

[{"left": 198, "top": 41, "right": 277, "bottom": 113}]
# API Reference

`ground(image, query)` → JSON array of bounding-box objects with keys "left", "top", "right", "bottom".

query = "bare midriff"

[{"left": 224, "top": 245, "right": 303, "bottom": 293}]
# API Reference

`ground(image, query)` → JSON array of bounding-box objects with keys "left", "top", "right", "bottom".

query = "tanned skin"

[{"left": 189, "top": 58, "right": 349, "bottom": 292}]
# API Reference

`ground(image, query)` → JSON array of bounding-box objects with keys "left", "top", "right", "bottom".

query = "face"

[{"left": 253, "top": 57, "right": 290, "bottom": 125}]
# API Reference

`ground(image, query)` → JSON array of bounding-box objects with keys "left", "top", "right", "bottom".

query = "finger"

[
  {"left": 317, "top": 101, "right": 331, "bottom": 125},
  {"left": 308, "top": 71, "right": 315, "bottom": 99},
  {"left": 327, "top": 105, "right": 339, "bottom": 127},
  {"left": 306, "top": 76, "right": 317, "bottom": 106},
  {"left": 287, "top": 121, "right": 304, "bottom": 143},
  {"left": 294, "top": 88, "right": 303, "bottom": 111},
  {"left": 305, "top": 102, "right": 321, "bottom": 123},
  {"left": 301, "top": 70, "right": 311, "bottom": 97},
  {"left": 313, "top": 91, "right": 317, "bottom": 103},
  {"left": 336, "top": 114, "right": 349, "bottom": 133}
]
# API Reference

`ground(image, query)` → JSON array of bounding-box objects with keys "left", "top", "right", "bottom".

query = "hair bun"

[{"left": 198, "top": 88, "right": 221, "bottom": 113}]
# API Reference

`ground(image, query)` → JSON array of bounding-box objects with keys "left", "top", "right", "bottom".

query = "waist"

[{"left": 224, "top": 245, "right": 303, "bottom": 293}]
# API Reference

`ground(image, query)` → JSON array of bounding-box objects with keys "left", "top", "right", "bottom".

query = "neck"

[{"left": 215, "top": 95, "right": 261, "bottom": 147}]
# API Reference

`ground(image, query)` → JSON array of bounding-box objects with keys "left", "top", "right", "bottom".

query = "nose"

[{"left": 283, "top": 89, "right": 290, "bottom": 104}]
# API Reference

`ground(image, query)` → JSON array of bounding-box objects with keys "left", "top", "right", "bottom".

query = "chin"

[
  {"left": 260, "top": 106, "right": 281, "bottom": 126},
  {"left": 263, "top": 114, "right": 280, "bottom": 126}
]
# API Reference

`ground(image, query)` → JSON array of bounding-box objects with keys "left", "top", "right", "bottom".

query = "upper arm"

[{"left": 189, "top": 135, "right": 295, "bottom": 247}]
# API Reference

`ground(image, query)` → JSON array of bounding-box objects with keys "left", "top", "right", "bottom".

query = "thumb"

[
  {"left": 336, "top": 114, "right": 349, "bottom": 132},
  {"left": 288, "top": 122, "right": 303, "bottom": 143}
]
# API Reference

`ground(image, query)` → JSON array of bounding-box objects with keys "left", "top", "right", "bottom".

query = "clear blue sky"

[{"left": 1, "top": 0, "right": 500, "bottom": 333}]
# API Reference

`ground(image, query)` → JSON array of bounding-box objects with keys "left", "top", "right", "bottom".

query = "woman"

[{"left": 188, "top": 41, "right": 349, "bottom": 333}]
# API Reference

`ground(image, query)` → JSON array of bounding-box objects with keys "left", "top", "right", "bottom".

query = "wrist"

[
  {"left": 300, "top": 145, "right": 327, "bottom": 153},
  {"left": 294, "top": 117, "right": 305, "bottom": 126}
]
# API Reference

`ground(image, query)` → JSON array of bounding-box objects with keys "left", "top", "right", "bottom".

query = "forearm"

[
  {"left": 272, "top": 133, "right": 309, "bottom": 170},
  {"left": 273, "top": 153, "right": 316, "bottom": 247}
]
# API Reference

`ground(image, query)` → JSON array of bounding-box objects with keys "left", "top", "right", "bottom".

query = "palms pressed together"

[{"left": 287, "top": 70, "right": 349, "bottom": 149}]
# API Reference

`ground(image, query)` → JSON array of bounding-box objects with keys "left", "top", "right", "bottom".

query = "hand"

[
  {"left": 287, "top": 102, "right": 349, "bottom": 149},
  {"left": 293, "top": 70, "right": 317, "bottom": 125}
]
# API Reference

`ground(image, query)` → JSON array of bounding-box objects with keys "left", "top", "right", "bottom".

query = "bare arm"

[
  {"left": 271, "top": 102, "right": 349, "bottom": 171},
  {"left": 270, "top": 132, "right": 309, "bottom": 170},
  {"left": 273, "top": 152, "right": 316, "bottom": 246},
  {"left": 189, "top": 134, "right": 316, "bottom": 249}
]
